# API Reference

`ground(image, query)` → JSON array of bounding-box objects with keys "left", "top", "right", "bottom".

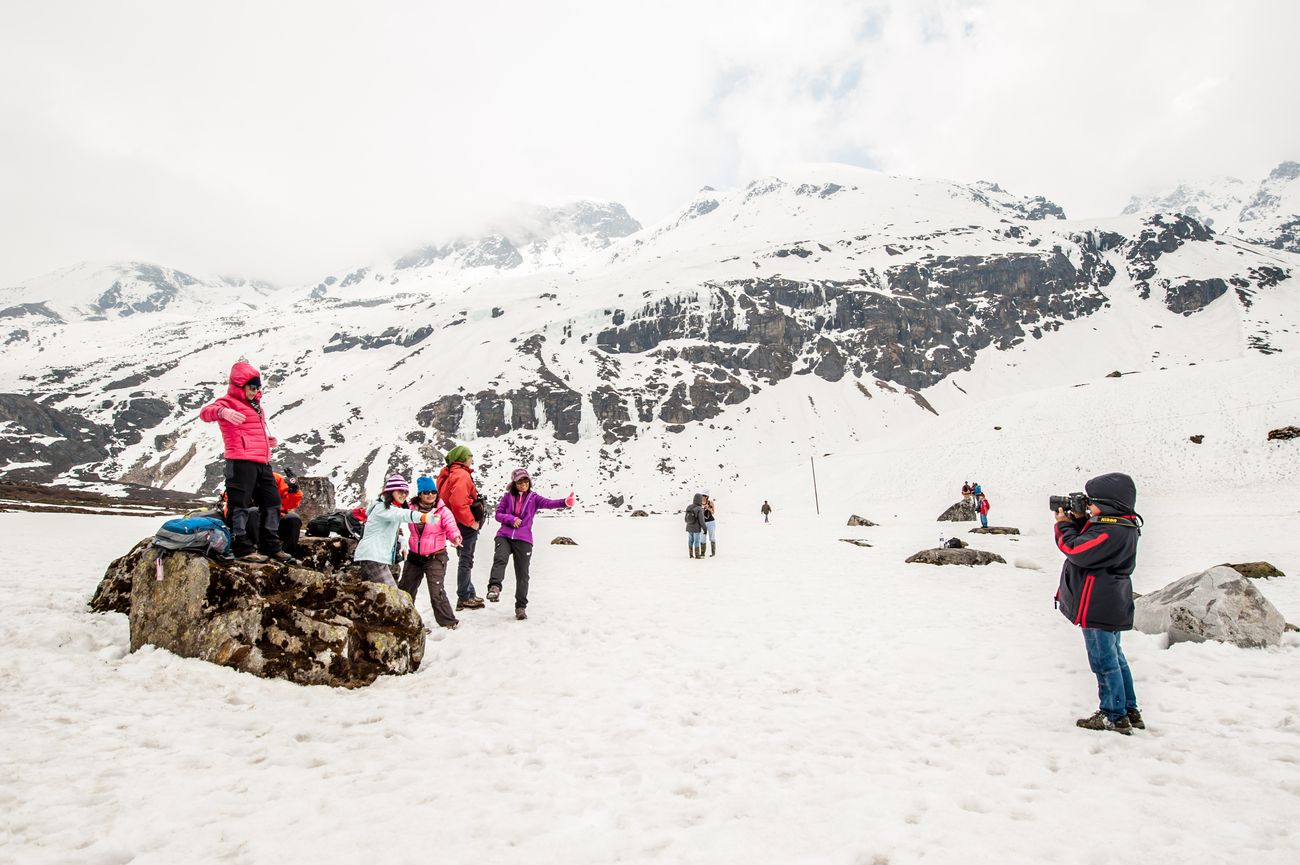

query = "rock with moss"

[
  {"left": 969, "top": 526, "right": 1020, "bottom": 535},
  {"left": 91, "top": 538, "right": 423, "bottom": 687},
  {"left": 1220, "top": 561, "right": 1285, "bottom": 579}
]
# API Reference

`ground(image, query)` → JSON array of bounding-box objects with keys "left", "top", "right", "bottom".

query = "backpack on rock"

[{"left": 153, "top": 516, "right": 234, "bottom": 560}]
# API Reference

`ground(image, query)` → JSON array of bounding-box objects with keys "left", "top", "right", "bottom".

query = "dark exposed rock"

[
  {"left": 323, "top": 326, "right": 433, "bottom": 353},
  {"left": 296, "top": 477, "right": 337, "bottom": 523},
  {"left": 846, "top": 515, "right": 877, "bottom": 526},
  {"left": 90, "top": 537, "right": 154, "bottom": 614},
  {"left": 1190, "top": 434, "right": 1204, "bottom": 444},
  {"left": 0, "top": 393, "right": 113, "bottom": 482},
  {"left": 417, "top": 395, "right": 465, "bottom": 433},
  {"left": 550, "top": 536, "right": 577, "bottom": 545},
  {"left": 1220, "top": 561, "right": 1285, "bottom": 579},
  {"left": 607, "top": 494, "right": 625, "bottom": 508},
  {"left": 98, "top": 542, "right": 424, "bottom": 687},
  {"left": 839, "top": 539, "right": 872, "bottom": 548},
  {"left": 906, "top": 548, "right": 1006, "bottom": 566},
  {"left": 630, "top": 510, "right": 649, "bottom": 517},
  {"left": 969, "top": 526, "right": 1020, "bottom": 535},
  {"left": 1165, "top": 279, "right": 1228, "bottom": 315},
  {"left": 1267, "top": 426, "right": 1300, "bottom": 441},
  {"left": 937, "top": 500, "right": 977, "bottom": 522}
]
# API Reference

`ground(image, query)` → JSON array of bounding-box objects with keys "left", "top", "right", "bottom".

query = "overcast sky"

[{"left": 2, "top": 0, "right": 1296, "bottom": 286}]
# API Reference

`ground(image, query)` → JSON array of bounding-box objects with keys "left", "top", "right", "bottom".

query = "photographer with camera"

[{"left": 1052, "top": 472, "right": 1145, "bottom": 735}]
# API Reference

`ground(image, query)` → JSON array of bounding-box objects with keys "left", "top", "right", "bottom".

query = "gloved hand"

[
  {"left": 268, "top": 436, "right": 278, "bottom": 448},
  {"left": 565, "top": 492, "right": 575, "bottom": 507},
  {"left": 217, "top": 407, "right": 244, "bottom": 425}
]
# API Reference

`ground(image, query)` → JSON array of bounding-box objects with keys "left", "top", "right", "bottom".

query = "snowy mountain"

[
  {"left": 0, "top": 166, "right": 1296, "bottom": 509},
  {"left": 1123, "top": 160, "right": 1300, "bottom": 253}
]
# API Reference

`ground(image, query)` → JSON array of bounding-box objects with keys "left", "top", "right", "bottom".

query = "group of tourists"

[
  {"left": 200, "top": 361, "right": 574, "bottom": 626},
  {"left": 961, "top": 480, "right": 991, "bottom": 528},
  {"left": 683, "top": 492, "right": 719, "bottom": 558}
]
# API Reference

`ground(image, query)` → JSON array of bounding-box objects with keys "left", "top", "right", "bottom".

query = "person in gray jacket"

[{"left": 684, "top": 493, "right": 708, "bottom": 559}]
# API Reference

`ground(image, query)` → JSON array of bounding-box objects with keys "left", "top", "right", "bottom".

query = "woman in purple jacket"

[{"left": 487, "top": 467, "right": 575, "bottom": 619}]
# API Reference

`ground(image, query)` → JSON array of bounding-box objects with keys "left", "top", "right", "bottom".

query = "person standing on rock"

[
  {"left": 198, "top": 361, "right": 287, "bottom": 563},
  {"left": 685, "top": 494, "right": 708, "bottom": 558},
  {"left": 761, "top": 500, "right": 772, "bottom": 524},
  {"left": 354, "top": 475, "right": 441, "bottom": 588},
  {"left": 1054, "top": 472, "right": 1145, "bottom": 736},
  {"left": 702, "top": 492, "right": 718, "bottom": 557},
  {"left": 977, "top": 493, "right": 991, "bottom": 529},
  {"left": 488, "top": 468, "right": 574, "bottom": 620},
  {"left": 436, "top": 445, "right": 486, "bottom": 611},
  {"left": 399, "top": 475, "right": 463, "bottom": 630}
]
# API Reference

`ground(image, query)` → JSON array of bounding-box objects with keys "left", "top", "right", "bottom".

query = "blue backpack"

[{"left": 153, "top": 516, "right": 234, "bottom": 560}]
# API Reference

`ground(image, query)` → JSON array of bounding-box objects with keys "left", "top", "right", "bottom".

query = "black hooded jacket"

[
  {"left": 684, "top": 494, "right": 708, "bottom": 533},
  {"left": 1054, "top": 473, "right": 1142, "bottom": 631}
]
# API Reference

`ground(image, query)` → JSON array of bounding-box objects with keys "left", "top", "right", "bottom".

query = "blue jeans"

[
  {"left": 688, "top": 531, "right": 704, "bottom": 551},
  {"left": 705, "top": 521, "right": 717, "bottom": 542},
  {"left": 455, "top": 523, "right": 479, "bottom": 600},
  {"left": 979, "top": 512, "right": 988, "bottom": 528},
  {"left": 1082, "top": 628, "right": 1137, "bottom": 721}
]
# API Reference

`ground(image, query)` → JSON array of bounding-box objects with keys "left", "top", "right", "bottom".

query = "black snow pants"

[
  {"left": 489, "top": 536, "right": 533, "bottom": 609},
  {"left": 224, "top": 459, "right": 282, "bottom": 555}
]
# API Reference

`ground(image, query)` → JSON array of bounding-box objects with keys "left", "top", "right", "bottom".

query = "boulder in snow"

[
  {"left": 630, "top": 510, "right": 649, "bottom": 517},
  {"left": 846, "top": 514, "right": 878, "bottom": 526},
  {"left": 969, "top": 526, "right": 1020, "bottom": 535},
  {"left": 93, "top": 539, "right": 424, "bottom": 687},
  {"left": 1133, "top": 566, "right": 1286, "bottom": 648},
  {"left": 906, "top": 548, "right": 1006, "bottom": 567},
  {"left": 839, "top": 538, "right": 872, "bottom": 548},
  {"left": 1266, "top": 425, "right": 1300, "bottom": 441},
  {"left": 936, "top": 500, "right": 977, "bottom": 522},
  {"left": 551, "top": 536, "right": 578, "bottom": 545},
  {"left": 1220, "top": 561, "right": 1285, "bottom": 579}
]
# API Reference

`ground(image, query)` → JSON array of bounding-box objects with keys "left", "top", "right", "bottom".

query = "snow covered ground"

[{"left": 3, "top": 497, "right": 1298, "bottom": 864}]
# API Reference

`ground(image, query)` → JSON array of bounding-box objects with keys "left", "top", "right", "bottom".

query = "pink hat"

[
  {"left": 511, "top": 468, "right": 531, "bottom": 483},
  {"left": 382, "top": 474, "right": 409, "bottom": 493}
]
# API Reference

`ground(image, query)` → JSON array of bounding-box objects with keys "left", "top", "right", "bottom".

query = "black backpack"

[{"left": 306, "top": 510, "right": 364, "bottom": 539}]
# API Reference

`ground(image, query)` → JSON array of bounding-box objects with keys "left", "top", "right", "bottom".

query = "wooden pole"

[{"left": 810, "top": 455, "right": 820, "bottom": 515}]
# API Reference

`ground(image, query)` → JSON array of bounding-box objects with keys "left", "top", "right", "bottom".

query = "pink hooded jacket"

[
  {"left": 198, "top": 361, "right": 273, "bottom": 463},
  {"left": 406, "top": 501, "right": 462, "bottom": 555}
]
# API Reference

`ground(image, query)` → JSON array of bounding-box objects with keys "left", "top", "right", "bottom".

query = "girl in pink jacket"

[
  {"left": 198, "top": 361, "right": 285, "bottom": 562},
  {"left": 398, "top": 475, "right": 463, "bottom": 629}
]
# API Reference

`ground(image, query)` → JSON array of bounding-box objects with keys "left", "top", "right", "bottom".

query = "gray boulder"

[
  {"left": 906, "top": 547, "right": 1006, "bottom": 566},
  {"left": 551, "top": 536, "right": 577, "bottom": 545},
  {"left": 92, "top": 538, "right": 424, "bottom": 687},
  {"left": 937, "top": 500, "right": 977, "bottom": 522},
  {"left": 846, "top": 515, "right": 878, "bottom": 527},
  {"left": 839, "top": 539, "right": 872, "bottom": 548},
  {"left": 1134, "top": 566, "right": 1286, "bottom": 648},
  {"left": 969, "top": 526, "right": 1020, "bottom": 535},
  {"left": 296, "top": 476, "right": 337, "bottom": 523}
]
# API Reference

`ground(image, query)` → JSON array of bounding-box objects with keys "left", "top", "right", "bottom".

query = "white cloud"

[{"left": 1, "top": 0, "right": 1295, "bottom": 286}]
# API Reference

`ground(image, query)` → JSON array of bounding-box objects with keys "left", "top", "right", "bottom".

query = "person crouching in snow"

[
  {"left": 354, "top": 475, "right": 441, "bottom": 588},
  {"left": 1054, "top": 472, "right": 1145, "bottom": 736},
  {"left": 198, "top": 360, "right": 287, "bottom": 562},
  {"left": 488, "top": 468, "right": 574, "bottom": 620},
  {"left": 399, "top": 475, "right": 463, "bottom": 629}
]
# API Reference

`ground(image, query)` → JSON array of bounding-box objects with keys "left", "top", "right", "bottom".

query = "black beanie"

[{"left": 1085, "top": 472, "right": 1137, "bottom": 512}]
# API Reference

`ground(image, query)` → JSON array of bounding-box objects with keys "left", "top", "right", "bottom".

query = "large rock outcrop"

[
  {"left": 937, "top": 500, "right": 977, "bottom": 521},
  {"left": 1134, "top": 566, "right": 1286, "bottom": 648},
  {"left": 91, "top": 537, "right": 424, "bottom": 687}
]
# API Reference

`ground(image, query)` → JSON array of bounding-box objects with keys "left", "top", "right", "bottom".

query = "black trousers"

[
  {"left": 224, "top": 459, "right": 282, "bottom": 555},
  {"left": 454, "top": 522, "right": 479, "bottom": 600},
  {"left": 399, "top": 551, "right": 458, "bottom": 627},
  {"left": 489, "top": 536, "right": 533, "bottom": 609}
]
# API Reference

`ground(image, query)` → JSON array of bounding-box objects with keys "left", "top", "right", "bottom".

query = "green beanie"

[{"left": 445, "top": 445, "right": 472, "bottom": 466}]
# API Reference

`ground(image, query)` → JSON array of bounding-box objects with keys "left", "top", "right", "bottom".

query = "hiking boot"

[
  {"left": 1076, "top": 711, "right": 1132, "bottom": 735},
  {"left": 486, "top": 584, "right": 501, "bottom": 602},
  {"left": 270, "top": 551, "right": 296, "bottom": 564},
  {"left": 456, "top": 596, "right": 484, "bottom": 610},
  {"left": 515, "top": 607, "right": 528, "bottom": 620},
  {"left": 441, "top": 621, "right": 460, "bottom": 630},
  {"left": 239, "top": 552, "right": 270, "bottom": 564},
  {"left": 1126, "top": 709, "right": 1146, "bottom": 730}
]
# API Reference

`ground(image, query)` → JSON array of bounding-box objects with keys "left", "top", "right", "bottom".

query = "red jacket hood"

[{"left": 226, "top": 361, "right": 261, "bottom": 401}]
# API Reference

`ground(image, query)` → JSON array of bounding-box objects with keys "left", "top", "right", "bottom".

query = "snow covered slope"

[
  {"left": 1124, "top": 160, "right": 1300, "bottom": 253},
  {"left": 0, "top": 166, "right": 1296, "bottom": 509}
]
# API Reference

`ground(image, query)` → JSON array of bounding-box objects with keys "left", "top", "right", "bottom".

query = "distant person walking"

[
  {"left": 761, "top": 500, "right": 772, "bottom": 524},
  {"left": 702, "top": 493, "right": 718, "bottom": 557},
  {"left": 198, "top": 360, "right": 286, "bottom": 563},
  {"left": 399, "top": 475, "right": 463, "bottom": 630},
  {"left": 685, "top": 494, "right": 708, "bottom": 558},
  {"left": 488, "top": 468, "right": 575, "bottom": 620},
  {"left": 437, "top": 445, "right": 486, "bottom": 611}
]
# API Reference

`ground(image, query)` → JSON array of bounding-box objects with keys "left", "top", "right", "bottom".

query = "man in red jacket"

[
  {"left": 199, "top": 361, "right": 286, "bottom": 562},
  {"left": 436, "top": 445, "right": 485, "bottom": 610}
]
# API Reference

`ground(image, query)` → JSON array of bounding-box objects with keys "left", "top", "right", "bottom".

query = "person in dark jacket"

[
  {"left": 685, "top": 494, "right": 708, "bottom": 558},
  {"left": 1054, "top": 472, "right": 1145, "bottom": 735},
  {"left": 760, "top": 501, "right": 772, "bottom": 523}
]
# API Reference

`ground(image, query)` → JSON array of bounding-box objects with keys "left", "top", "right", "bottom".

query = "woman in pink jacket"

[
  {"left": 398, "top": 475, "right": 463, "bottom": 629},
  {"left": 199, "top": 360, "right": 286, "bottom": 562}
]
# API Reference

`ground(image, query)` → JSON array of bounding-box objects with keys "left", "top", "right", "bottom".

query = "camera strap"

[{"left": 1091, "top": 514, "right": 1142, "bottom": 530}]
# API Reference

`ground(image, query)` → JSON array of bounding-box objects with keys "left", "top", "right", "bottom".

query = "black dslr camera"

[
  {"left": 283, "top": 466, "right": 301, "bottom": 495},
  {"left": 1049, "top": 492, "right": 1090, "bottom": 514}
]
